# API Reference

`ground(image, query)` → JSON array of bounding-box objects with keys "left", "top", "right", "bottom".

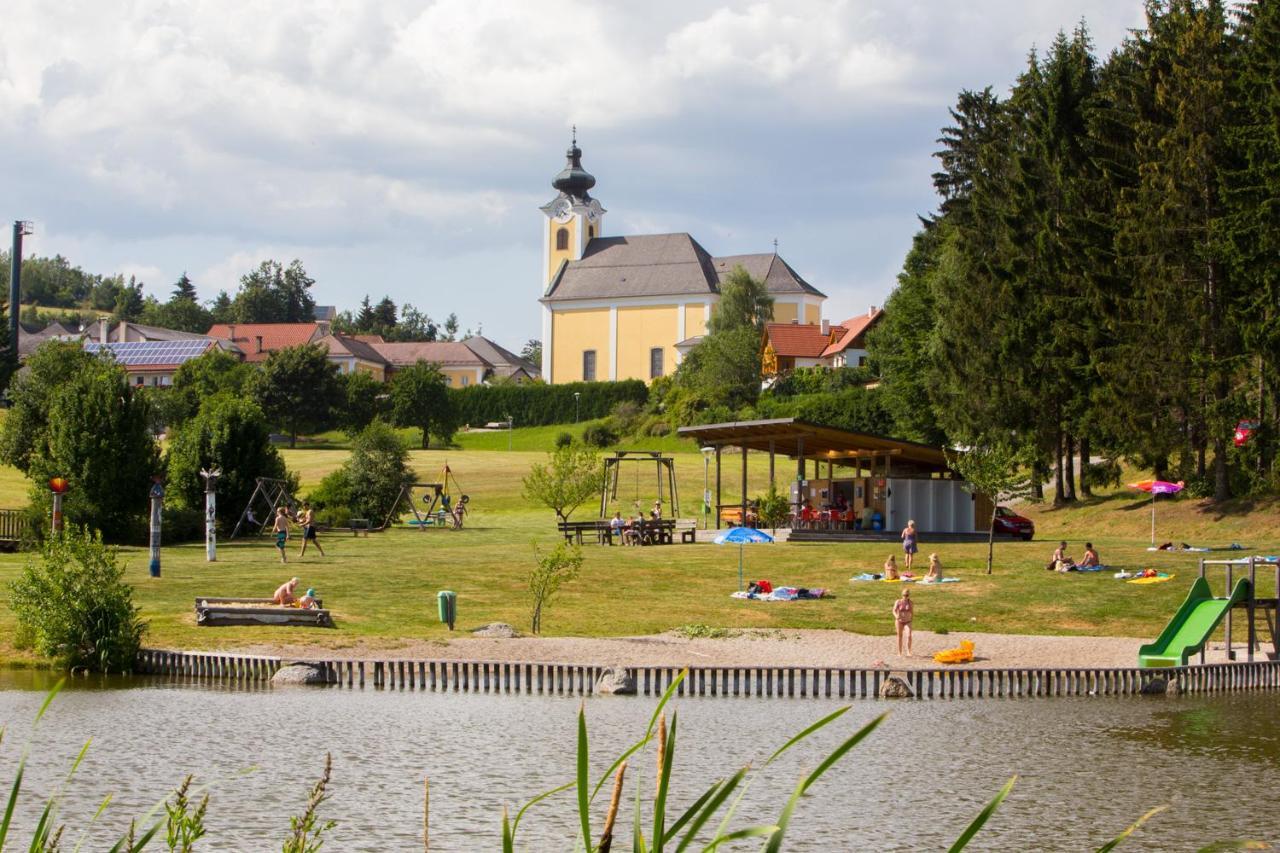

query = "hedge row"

[{"left": 449, "top": 380, "right": 648, "bottom": 428}]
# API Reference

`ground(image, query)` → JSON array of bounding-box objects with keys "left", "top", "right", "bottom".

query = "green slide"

[{"left": 1139, "top": 576, "right": 1252, "bottom": 668}]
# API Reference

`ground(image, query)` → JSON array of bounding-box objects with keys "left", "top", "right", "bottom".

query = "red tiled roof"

[
  {"left": 206, "top": 323, "right": 324, "bottom": 361},
  {"left": 821, "top": 309, "right": 883, "bottom": 357},
  {"left": 765, "top": 323, "right": 846, "bottom": 358},
  {"left": 371, "top": 341, "right": 490, "bottom": 368}
]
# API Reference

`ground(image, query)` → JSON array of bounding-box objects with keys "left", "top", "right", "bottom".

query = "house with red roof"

[
  {"left": 205, "top": 322, "right": 328, "bottom": 362},
  {"left": 760, "top": 307, "right": 883, "bottom": 376}
]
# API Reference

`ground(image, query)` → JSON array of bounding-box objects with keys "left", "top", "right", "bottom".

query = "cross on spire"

[
  {"left": 572, "top": 124, "right": 577, "bottom": 145},
  {"left": 773, "top": 237, "right": 779, "bottom": 253}
]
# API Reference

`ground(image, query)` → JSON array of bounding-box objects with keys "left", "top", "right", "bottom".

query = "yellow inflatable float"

[{"left": 933, "top": 639, "right": 975, "bottom": 664}]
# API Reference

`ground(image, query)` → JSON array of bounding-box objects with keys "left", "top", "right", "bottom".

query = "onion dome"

[{"left": 551, "top": 127, "right": 596, "bottom": 199}]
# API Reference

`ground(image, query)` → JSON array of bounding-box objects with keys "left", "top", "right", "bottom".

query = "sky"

[{"left": 0, "top": 1, "right": 1146, "bottom": 347}]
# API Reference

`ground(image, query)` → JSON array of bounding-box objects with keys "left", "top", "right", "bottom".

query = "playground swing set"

[
  {"left": 229, "top": 477, "right": 299, "bottom": 539},
  {"left": 382, "top": 463, "right": 470, "bottom": 531},
  {"left": 1139, "top": 556, "right": 1280, "bottom": 667},
  {"left": 599, "top": 450, "right": 680, "bottom": 518}
]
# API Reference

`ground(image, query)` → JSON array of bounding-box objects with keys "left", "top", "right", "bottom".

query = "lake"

[{"left": 1, "top": 670, "right": 1278, "bottom": 850}]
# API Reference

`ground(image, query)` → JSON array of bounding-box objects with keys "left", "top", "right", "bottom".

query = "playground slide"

[{"left": 1138, "top": 576, "right": 1252, "bottom": 668}]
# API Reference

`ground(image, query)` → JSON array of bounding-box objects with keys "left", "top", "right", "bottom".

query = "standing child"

[
  {"left": 893, "top": 588, "right": 914, "bottom": 656},
  {"left": 273, "top": 507, "right": 292, "bottom": 564},
  {"left": 298, "top": 502, "right": 325, "bottom": 557}
]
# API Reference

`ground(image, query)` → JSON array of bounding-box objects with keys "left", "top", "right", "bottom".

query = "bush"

[
  {"left": 9, "top": 527, "right": 146, "bottom": 672},
  {"left": 449, "top": 379, "right": 647, "bottom": 428},
  {"left": 345, "top": 420, "right": 414, "bottom": 521},
  {"left": 609, "top": 400, "right": 644, "bottom": 435},
  {"left": 555, "top": 431, "right": 573, "bottom": 448},
  {"left": 582, "top": 423, "right": 617, "bottom": 448},
  {"left": 1083, "top": 458, "right": 1122, "bottom": 491},
  {"left": 308, "top": 469, "right": 354, "bottom": 527}
]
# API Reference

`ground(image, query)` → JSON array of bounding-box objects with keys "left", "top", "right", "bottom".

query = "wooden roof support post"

[
  {"left": 741, "top": 445, "right": 748, "bottom": 528},
  {"left": 768, "top": 439, "right": 776, "bottom": 489},
  {"left": 795, "top": 436, "right": 805, "bottom": 517}
]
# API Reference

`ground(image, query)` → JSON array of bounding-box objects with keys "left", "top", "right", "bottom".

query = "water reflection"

[{"left": 0, "top": 675, "right": 1278, "bottom": 850}]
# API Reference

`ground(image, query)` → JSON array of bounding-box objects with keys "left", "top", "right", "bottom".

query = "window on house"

[
  {"left": 858, "top": 355, "right": 868, "bottom": 367},
  {"left": 556, "top": 228, "right": 569, "bottom": 251},
  {"left": 461, "top": 375, "right": 469, "bottom": 387},
  {"left": 649, "top": 347, "right": 664, "bottom": 379},
  {"left": 583, "top": 350, "right": 597, "bottom": 381},
  {"left": 135, "top": 376, "right": 144, "bottom": 386}
]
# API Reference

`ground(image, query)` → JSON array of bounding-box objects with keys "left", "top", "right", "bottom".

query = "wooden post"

[
  {"left": 768, "top": 439, "right": 775, "bottom": 489},
  {"left": 795, "top": 436, "right": 805, "bottom": 521},
  {"left": 1227, "top": 562, "right": 1235, "bottom": 661},
  {"left": 740, "top": 446, "right": 748, "bottom": 528}
]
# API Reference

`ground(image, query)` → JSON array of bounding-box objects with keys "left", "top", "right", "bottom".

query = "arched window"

[{"left": 556, "top": 228, "right": 569, "bottom": 251}]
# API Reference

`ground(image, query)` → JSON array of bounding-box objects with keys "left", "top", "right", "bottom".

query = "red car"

[{"left": 992, "top": 506, "right": 1034, "bottom": 540}]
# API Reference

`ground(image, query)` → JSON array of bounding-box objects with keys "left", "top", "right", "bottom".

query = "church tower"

[{"left": 540, "top": 130, "right": 605, "bottom": 290}]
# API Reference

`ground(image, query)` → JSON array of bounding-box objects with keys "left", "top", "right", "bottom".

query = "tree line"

[
  {"left": 1, "top": 253, "right": 462, "bottom": 343},
  {"left": 867, "top": 0, "right": 1280, "bottom": 503}
]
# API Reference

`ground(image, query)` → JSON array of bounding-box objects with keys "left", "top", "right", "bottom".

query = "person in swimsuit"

[
  {"left": 298, "top": 502, "right": 324, "bottom": 557},
  {"left": 893, "top": 587, "right": 914, "bottom": 656},
  {"left": 901, "top": 520, "right": 919, "bottom": 571},
  {"left": 922, "top": 553, "right": 944, "bottom": 583},
  {"left": 273, "top": 576, "right": 300, "bottom": 605},
  {"left": 1079, "top": 543, "right": 1100, "bottom": 569},
  {"left": 298, "top": 587, "right": 319, "bottom": 609},
  {"left": 273, "top": 507, "right": 291, "bottom": 563},
  {"left": 883, "top": 554, "right": 900, "bottom": 580},
  {"left": 1048, "top": 541, "right": 1075, "bottom": 572}
]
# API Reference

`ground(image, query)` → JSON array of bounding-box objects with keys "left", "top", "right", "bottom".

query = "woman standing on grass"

[
  {"left": 901, "top": 519, "right": 919, "bottom": 571},
  {"left": 893, "top": 587, "right": 914, "bottom": 656}
]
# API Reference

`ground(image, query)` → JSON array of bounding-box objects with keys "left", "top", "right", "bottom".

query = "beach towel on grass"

[
  {"left": 1074, "top": 564, "right": 1107, "bottom": 573},
  {"left": 1128, "top": 573, "right": 1174, "bottom": 584},
  {"left": 732, "top": 588, "right": 826, "bottom": 601},
  {"left": 917, "top": 577, "right": 961, "bottom": 584}
]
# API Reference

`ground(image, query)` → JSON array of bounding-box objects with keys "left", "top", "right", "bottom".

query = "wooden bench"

[
  {"left": 675, "top": 519, "right": 697, "bottom": 544},
  {"left": 0, "top": 508, "right": 27, "bottom": 553},
  {"left": 557, "top": 519, "right": 680, "bottom": 545},
  {"left": 349, "top": 518, "right": 370, "bottom": 537},
  {"left": 559, "top": 520, "right": 614, "bottom": 545}
]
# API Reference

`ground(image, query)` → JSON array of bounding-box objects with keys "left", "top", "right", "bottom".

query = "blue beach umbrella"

[{"left": 714, "top": 527, "right": 775, "bottom": 591}]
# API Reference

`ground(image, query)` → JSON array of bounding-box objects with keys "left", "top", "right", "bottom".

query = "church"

[{"left": 538, "top": 135, "right": 828, "bottom": 384}]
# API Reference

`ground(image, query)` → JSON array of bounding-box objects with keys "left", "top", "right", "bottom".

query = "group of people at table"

[
  {"left": 608, "top": 501, "right": 665, "bottom": 545},
  {"left": 793, "top": 493, "right": 861, "bottom": 529}
]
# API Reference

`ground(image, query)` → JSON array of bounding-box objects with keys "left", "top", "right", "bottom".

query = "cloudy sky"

[{"left": 1, "top": 1, "right": 1145, "bottom": 346}]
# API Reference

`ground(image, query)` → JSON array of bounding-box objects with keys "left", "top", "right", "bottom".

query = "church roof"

[{"left": 542, "top": 233, "right": 826, "bottom": 303}]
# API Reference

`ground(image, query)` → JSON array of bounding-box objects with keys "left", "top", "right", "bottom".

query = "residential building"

[
  {"left": 205, "top": 322, "right": 328, "bottom": 362},
  {"left": 315, "top": 333, "right": 388, "bottom": 381},
  {"left": 461, "top": 335, "right": 540, "bottom": 383},
  {"left": 760, "top": 307, "right": 884, "bottom": 376},
  {"left": 370, "top": 341, "right": 491, "bottom": 388},
  {"left": 538, "top": 135, "right": 826, "bottom": 384},
  {"left": 84, "top": 339, "right": 233, "bottom": 387},
  {"left": 81, "top": 319, "right": 212, "bottom": 345}
]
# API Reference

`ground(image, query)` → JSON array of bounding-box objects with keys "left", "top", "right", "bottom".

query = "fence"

[{"left": 135, "top": 649, "right": 1280, "bottom": 699}]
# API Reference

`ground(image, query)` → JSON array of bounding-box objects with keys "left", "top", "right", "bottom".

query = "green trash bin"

[{"left": 437, "top": 590, "right": 456, "bottom": 630}]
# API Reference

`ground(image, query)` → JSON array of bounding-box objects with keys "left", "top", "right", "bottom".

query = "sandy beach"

[{"left": 209, "top": 628, "right": 1273, "bottom": 670}]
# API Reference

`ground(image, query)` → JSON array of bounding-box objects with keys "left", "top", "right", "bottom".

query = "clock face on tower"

[
  {"left": 586, "top": 199, "right": 604, "bottom": 221},
  {"left": 552, "top": 198, "right": 573, "bottom": 222}
]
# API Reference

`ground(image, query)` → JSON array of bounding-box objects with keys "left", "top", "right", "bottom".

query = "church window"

[
  {"left": 649, "top": 347, "right": 664, "bottom": 379},
  {"left": 556, "top": 228, "right": 569, "bottom": 251},
  {"left": 588, "top": 225, "right": 595, "bottom": 238},
  {"left": 583, "top": 350, "right": 597, "bottom": 381}
]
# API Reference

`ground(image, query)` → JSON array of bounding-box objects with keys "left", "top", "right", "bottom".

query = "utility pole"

[{"left": 8, "top": 221, "right": 33, "bottom": 372}]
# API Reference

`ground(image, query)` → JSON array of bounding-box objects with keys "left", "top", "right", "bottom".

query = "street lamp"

[
  {"left": 8, "top": 221, "right": 33, "bottom": 373},
  {"left": 574, "top": 391, "right": 581, "bottom": 423},
  {"left": 701, "top": 446, "right": 715, "bottom": 530},
  {"left": 506, "top": 412, "right": 513, "bottom": 452}
]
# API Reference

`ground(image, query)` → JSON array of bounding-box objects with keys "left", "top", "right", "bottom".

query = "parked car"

[{"left": 992, "top": 505, "right": 1034, "bottom": 540}]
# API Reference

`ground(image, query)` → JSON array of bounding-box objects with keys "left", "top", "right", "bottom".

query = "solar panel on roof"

[{"left": 85, "top": 340, "right": 212, "bottom": 366}]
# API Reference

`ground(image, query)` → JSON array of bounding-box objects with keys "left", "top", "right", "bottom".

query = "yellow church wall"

[
  {"left": 547, "top": 217, "right": 579, "bottom": 283},
  {"left": 684, "top": 303, "right": 706, "bottom": 338},
  {"left": 804, "top": 303, "right": 821, "bottom": 325},
  {"left": 772, "top": 303, "right": 799, "bottom": 323},
  {"left": 552, "top": 308, "right": 611, "bottom": 382},
  {"left": 617, "top": 305, "right": 679, "bottom": 381}
]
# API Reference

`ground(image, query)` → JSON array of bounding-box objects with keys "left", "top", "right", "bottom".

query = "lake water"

[{"left": 1, "top": 670, "right": 1278, "bottom": 850}]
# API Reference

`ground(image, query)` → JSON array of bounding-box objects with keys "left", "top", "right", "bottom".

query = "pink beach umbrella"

[{"left": 1129, "top": 480, "right": 1185, "bottom": 546}]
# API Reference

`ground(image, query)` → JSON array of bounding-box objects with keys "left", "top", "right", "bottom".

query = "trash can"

[
  {"left": 871, "top": 511, "right": 883, "bottom": 532},
  {"left": 437, "top": 590, "right": 457, "bottom": 630}
]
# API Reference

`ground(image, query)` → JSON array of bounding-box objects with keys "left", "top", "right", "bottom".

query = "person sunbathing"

[
  {"left": 921, "top": 553, "right": 944, "bottom": 583},
  {"left": 273, "top": 577, "right": 300, "bottom": 605},
  {"left": 1079, "top": 543, "right": 1100, "bottom": 569},
  {"left": 884, "top": 555, "right": 900, "bottom": 580},
  {"left": 1047, "top": 541, "right": 1076, "bottom": 572}
]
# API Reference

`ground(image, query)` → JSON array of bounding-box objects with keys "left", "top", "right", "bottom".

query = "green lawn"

[{"left": 2, "top": 419, "right": 1279, "bottom": 664}]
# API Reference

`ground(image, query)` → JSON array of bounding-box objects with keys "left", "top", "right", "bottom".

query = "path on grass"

[{"left": 207, "top": 628, "right": 1273, "bottom": 670}]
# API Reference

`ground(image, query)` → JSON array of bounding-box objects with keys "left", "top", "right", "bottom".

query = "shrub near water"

[{"left": 9, "top": 527, "right": 146, "bottom": 672}]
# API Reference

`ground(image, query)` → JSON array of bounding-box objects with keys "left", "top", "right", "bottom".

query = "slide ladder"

[{"left": 1139, "top": 576, "right": 1251, "bottom": 668}]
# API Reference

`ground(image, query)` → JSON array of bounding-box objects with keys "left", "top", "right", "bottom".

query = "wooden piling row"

[{"left": 133, "top": 649, "right": 1280, "bottom": 699}]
